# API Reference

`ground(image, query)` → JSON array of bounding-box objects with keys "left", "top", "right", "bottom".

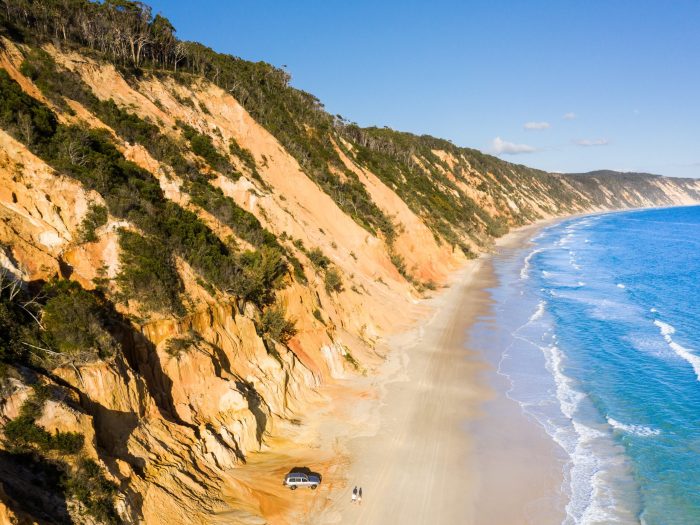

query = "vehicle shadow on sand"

[{"left": 287, "top": 466, "right": 322, "bottom": 481}]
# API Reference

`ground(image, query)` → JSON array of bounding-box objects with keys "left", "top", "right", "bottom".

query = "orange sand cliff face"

[
  {"left": 0, "top": 39, "right": 462, "bottom": 524},
  {"left": 1, "top": 36, "right": 700, "bottom": 525}
]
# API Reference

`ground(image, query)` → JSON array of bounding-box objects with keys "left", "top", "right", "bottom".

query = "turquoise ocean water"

[{"left": 484, "top": 206, "right": 700, "bottom": 524}]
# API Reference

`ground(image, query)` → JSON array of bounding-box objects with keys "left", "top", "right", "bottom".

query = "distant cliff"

[{"left": 0, "top": 1, "right": 698, "bottom": 524}]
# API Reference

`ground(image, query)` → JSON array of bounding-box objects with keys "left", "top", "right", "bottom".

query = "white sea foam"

[
  {"left": 507, "top": 323, "right": 637, "bottom": 523},
  {"left": 544, "top": 344, "right": 583, "bottom": 420},
  {"left": 520, "top": 248, "right": 543, "bottom": 280},
  {"left": 539, "top": 343, "right": 626, "bottom": 524},
  {"left": 557, "top": 232, "right": 575, "bottom": 247},
  {"left": 607, "top": 417, "right": 661, "bottom": 437},
  {"left": 569, "top": 250, "right": 581, "bottom": 270},
  {"left": 553, "top": 292, "right": 635, "bottom": 322},
  {"left": 650, "top": 307, "right": 657, "bottom": 313},
  {"left": 529, "top": 300, "right": 546, "bottom": 322},
  {"left": 572, "top": 422, "right": 624, "bottom": 525},
  {"left": 654, "top": 320, "right": 700, "bottom": 381},
  {"left": 617, "top": 283, "right": 626, "bottom": 289},
  {"left": 655, "top": 320, "right": 674, "bottom": 337}
]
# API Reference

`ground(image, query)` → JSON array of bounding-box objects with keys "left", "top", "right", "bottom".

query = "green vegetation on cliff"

[
  {"left": 0, "top": 276, "right": 120, "bottom": 522},
  {"left": 4, "top": 385, "right": 84, "bottom": 454},
  {"left": 1, "top": 0, "right": 397, "bottom": 243},
  {"left": 0, "top": 270, "right": 123, "bottom": 372},
  {"left": 3, "top": 385, "right": 118, "bottom": 523},
  {"left": 2, "top": 0, "right": 698, "bottom": 266},
  {"left": 0, "top": 68, "right": 296, "bottom": 312}
]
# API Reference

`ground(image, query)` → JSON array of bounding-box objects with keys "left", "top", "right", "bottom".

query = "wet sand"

[
  {"left": 318, "top": 221, "right": 567, "bottom": 524},
  {"left": 467, "top": 232, "right": 567, "bottom": 524}
]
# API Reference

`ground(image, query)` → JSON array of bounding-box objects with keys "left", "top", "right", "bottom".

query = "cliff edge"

[{"left": 0, "top": 2, "right": 698, "bottom": 524}]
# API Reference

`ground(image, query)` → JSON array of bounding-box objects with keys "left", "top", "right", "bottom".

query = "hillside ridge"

[{"left": 0, "top": 1, "right": 698, "bottom": 524}]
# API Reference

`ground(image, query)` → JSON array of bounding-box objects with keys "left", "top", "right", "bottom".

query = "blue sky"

[{"left": 147, "top": 1, "right": 700, "bottom": 177}]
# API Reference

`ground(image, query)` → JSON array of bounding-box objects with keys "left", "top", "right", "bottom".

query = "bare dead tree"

[
  {"left": 0, "top": 266, "right": 22, "bottom": 302},
  {"left": 16, "top": 111, "right": 34, "bottom": 145},
  {"left": 61, "top": 133, "right": 89, "bottom": 167},
  {"left": 172, "top": 41, "right": 186, "bottom": 72}
]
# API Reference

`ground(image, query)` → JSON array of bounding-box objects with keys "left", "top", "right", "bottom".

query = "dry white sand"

[{"left": 316, "top": 222, "right": 567, "bottom": 525}]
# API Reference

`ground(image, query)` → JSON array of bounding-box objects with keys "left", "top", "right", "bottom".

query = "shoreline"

[
  {"left": 467, "top": 224, "right": 568, "bottom": 524},
  {"left": 316, "top": 219, "right": 567, "bottom": 524},
  {"left": 215, "top": 205, "right": 700, "bottom": 525}
]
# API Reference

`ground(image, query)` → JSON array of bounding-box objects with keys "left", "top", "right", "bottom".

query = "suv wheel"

[
  {"left": 290, "top": 485, "right": 297, "bottom": 490},
  {"left": 311, "top": 484, "right": 318, "bottom": 490}
]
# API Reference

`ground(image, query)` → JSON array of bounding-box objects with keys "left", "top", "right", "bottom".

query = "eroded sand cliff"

[{"left": 0, "top": 35, "right": 699, "bottom": 524}]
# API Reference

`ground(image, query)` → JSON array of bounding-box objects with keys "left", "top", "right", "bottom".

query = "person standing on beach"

[
  {"left": 358, "top": 487, "right": 362, "bottom": 505},
  {"left": 351, "top": 486, "right": 358, "bottom": 504}
]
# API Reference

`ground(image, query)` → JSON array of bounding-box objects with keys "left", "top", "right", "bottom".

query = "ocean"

[{"left": 482, "top": 206, "right": 700, "bottom": 524}]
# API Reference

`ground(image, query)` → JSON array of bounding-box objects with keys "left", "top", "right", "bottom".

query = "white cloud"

[
  {"left": 563, "top": 112, "right": 577, "bottom": 120},
  {"left": 524, "top": 121, "right": 550, "bottom": 130},
  {"left": 491, "top": 137, "right": 536, "bottom": 155},
  {"left": 574, "top": 138, "right": 609, "bottom": 147}
]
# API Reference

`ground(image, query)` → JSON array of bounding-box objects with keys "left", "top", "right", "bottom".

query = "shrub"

[
  {"left": 4, "top": 417, "right": 84, "bottom": 454},
  {"left": 289, "top": 256, "right": 307, "bottom": 284},
  {"left": 20, "top": 48, "right": 76, "bottom": 113},
  {"left": 165, "top": 331, "right": 201, "bottom": 357},
  {"left": 63, "top": 458, "right": 118, "bottom": 524},
  {"left": 0, "top": 288, "right": 35, "bottom": 368},
  {"left": 78, "top": 203, "right": 108, "bottom": 243},
  {"left": 486, "top": 217, "right": 508, "bottom": 237},
  {"left": 178, "top": 121, "right": 236, "bottom": 177},
  {"left": 4, "top": 388, "right": 85, "bottom": 454},
  {"left": 51, "top": 431, "right": 86, "bottom": 454},
  {"left": 389, "top": 251, "right": 408, "bottom": 278},
  {"left": 342, "top": 349, "right": 359, "bottom": 370},
  {"left": 259, "top": 305, "right": 297, "bottom": 344},
  {"left": 0, "top": 69, "right": 57, "bottom": 148},
  {"left": 116, "top": 230, "right": 184, "bottom": 315},
  {"left": 324, "top": 268, "right": 343, "bottom": 294},
  {"left": 307, "top": 248, "right": 330, "bottom": 270},
  {"left": 238, "top": 246, "right": 288, "bottom": 305},
  {"left": 228, "top": 137, "right": 257, "bottom": 172},
  {"left": 229, "top": 137, "right": 265, "bottom": 185},
  {"left": 185, "top": 176, "right": 279, "bottom": 249},
  {"left": 41, "top": 280, "right": 118, "bottom": 360}
]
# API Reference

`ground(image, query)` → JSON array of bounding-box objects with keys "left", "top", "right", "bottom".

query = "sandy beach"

[{"left": 315, "top": 221, "right": 567, "bottom": 525}]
